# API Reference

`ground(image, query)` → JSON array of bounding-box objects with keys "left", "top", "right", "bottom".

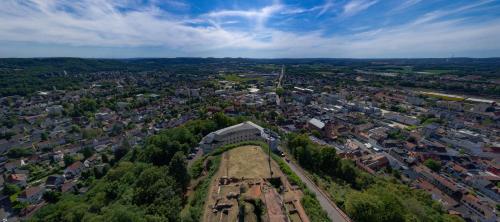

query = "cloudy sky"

[{"left": 1, "top": 0, "right": 500, "bottom": 58}]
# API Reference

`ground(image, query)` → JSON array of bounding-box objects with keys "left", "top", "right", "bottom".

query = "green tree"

[
  {"left": 80, "top": 146, "right": 94, "bottom": 159},
  {"left": 276, "top": 87, "right": 285, "bottom": 96},
  {"left": 169, "top": 152, "right": 190, "bottom": 191},
  {"left": 64, "top": 155, "right": 75, "bottom": 167},
  {"left": 42, "top": 190, "right": 61, "bottom": 203},
  {"left": 424, "top": 159, "right": 442, "bottom": 172},
  {"left": 41, "top": 131, "right": 49, "bottom": 141},
  {"left": 114, "top": 139, "right": 131, "bottom": 161},
  {"left": 3, "top": 184, "right": 20, "bottom": 196},
  {"left": 7, "top": 147, "right": 33, "bottom": 158}
]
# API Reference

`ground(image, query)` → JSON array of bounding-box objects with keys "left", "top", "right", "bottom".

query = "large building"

[{"left": 199, "top": 121, "right": 278, "bottom": 152}]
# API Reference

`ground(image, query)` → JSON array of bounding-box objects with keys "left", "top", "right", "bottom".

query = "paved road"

[
  {"left": 275, "top": 65, "right": 285, "bottom": 106},
  {"left": 187, "top": 148, "right": 203, "bottom": 168},
  {"left": 284, "top": 159, "right": 351, "bottom": 222}
]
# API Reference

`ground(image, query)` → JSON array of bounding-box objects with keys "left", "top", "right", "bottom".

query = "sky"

[{"left": 1, "top": 0, "right": 500, "bottom": 58}]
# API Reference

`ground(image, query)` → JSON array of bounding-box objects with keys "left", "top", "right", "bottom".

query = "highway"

[{"left": 284, "top": 158, "right": 351, "bottom": 222}]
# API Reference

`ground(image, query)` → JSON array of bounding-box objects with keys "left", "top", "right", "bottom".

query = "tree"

[
  {"left": 276, "top": 87, "right": 285, "bottom": 96},
  {"left": 345, "top": 192, "right": 383, "bottom": 222},
  {"left": 169, "top": 151, "right": 190, "bottom": 191},
  {"left": 114, "top": 139, "right": 131, "bottom": 161},
  {"left": 7, "top": 147, "right": 33, "bottom": 158},
  {"left": 110, "top": 123, "right": 124, "bottom": 137},
  {"left": 424, "top": 159, "right": 441, "bottom": 172},
  {"left": 41, "top": 131, "right": 49, "bottom": 141},
  {"left": 43, "top": 190, "right": 61, "bottom": 203},
  {"left": 80, "top": 146, "right": 94, "bottom": 159},
  {"left": 320, "top": 148, "right": 339, "bottom": 176},
  {"left": 102, "top": 154, "right": 109, "bottom": 163},
  {"left": 213, "top": 112, "right": 236, "bottom": 129},
  {"left": 70, "top": 124, "right": 81, "bottom": 133},
  {"left": 311, "top": 130, "right": 322, "bottom": 138},
  {"left": 133, "top": 167, "right": 182, "bottom": 221},
  {"left": 64, "top": 155, "right": 75, "bottom": 167},
  {"left": 3, "top": 184, "right": 20, "bottom": 196},
  {"left": 80, "top": 98, "right": 98, "bottom": 112}
]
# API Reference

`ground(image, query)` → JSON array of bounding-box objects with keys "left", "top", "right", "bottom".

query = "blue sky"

[{"left": 0, "top": 0, "right": 500, "bottom": 58}]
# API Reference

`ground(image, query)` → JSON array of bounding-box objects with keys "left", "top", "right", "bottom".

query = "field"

[
  {"left": 421, "top": 91, "right": 465, "bottom": 101},
  {"left": 422, "top": 69, "right": 457, "bottom": 75},
  {"left": 222, "top": 74, "right": 263, "bottom": 83},
  {"left": 226, "top": 145, "right": 276, "bottom": 179}
]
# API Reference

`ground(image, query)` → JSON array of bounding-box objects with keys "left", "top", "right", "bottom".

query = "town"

[{"left": 0, "top": 58, "right": 499, "bottom": 222}]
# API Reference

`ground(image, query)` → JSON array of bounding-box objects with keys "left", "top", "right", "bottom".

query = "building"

[
  {"left": 7, "top": 174, "right": 27, "bottom": 187},
  {"left": 64, "top": 161, "right": 84, "bottom": 179},
  {"left": 18, "top": 186, "right": 45, "bottom": 204},
  {"left": 383, "top": 112, "right": 420, "bottom": 125},
  {"left": 307, "top": 118, "right": 325, "bottom": 132},
  {"left": 45, "top": 175, "right": 65, "bottom": 190},
  {"left": 199, "top": 121, "right": 276, "bottom": 152},
  {"left": 461, "top": 194, "right": 496, "bottom": 222},
  {"left": 414, "top": 166, "right": 462, "bottom": 199}
]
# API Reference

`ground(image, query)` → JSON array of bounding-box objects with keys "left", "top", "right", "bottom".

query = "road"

[
  {"left": 187, "top": 147, "right": 203, "bottom": 168},
  {"left": 284, "top": 159, "right": 351, "bottom": 222},
  {"left": 276, "top": 65, "right": 284, "bottom": 106}
]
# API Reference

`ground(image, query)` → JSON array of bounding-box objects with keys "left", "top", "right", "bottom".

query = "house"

[
  {"left": 18, "top": 186, "right": 45, "bottom": 204},
  {"left": 61, "top": 181, "right": 77, "bottom": 193},
  {"left": 414, "top": 166, "right": 462, "bottom": 199},
  {"left": 359, "top": 153, "right": 389, "bottom": 172},
  {"left": 45, "top": 175, "right": 64, "bottom": 190},
  {"left": 4, "top": 159, "right": 22, "bottom": 172},
  {"left": 383, "top": 112, "right": 420, "bottom": 125},
  {"left": 64, "top": 161, "right": 84, "bottom": 178},
  {"left": 51, "top": 151, "right": 64, "bottom": 162},
  {"left": 46, "top": 105, "right": 63, "bottom": 116},
  {"left": 7, "top": 173, "right": 27, "bottom": 187},
  {"left": 461, "top": 194, "right": 496, "bottom": 222},
  {"left": 307, "top": 118, "right": 325, "bottom": 132}
]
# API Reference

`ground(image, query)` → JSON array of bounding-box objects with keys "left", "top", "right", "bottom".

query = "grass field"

[
  {"left": 226, "top": 145, "right": 275, "bottom": 179},
  {"left": 223, "top": 74, "right": 263, "bottom": 83},
  {"left": 422, "top": 69, "right": 457, "bottom": 75},
  {"left": 421, "top": 92, "right": 465, "bottom": 101}
]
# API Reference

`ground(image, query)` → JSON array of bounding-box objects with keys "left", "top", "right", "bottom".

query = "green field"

[{"left": 223, "top": 74, "right": 263, "bottom": 83}]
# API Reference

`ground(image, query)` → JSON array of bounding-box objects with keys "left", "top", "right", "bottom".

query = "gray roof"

[
  {"left": 200, "top": 121, "right": 264, "bottom": 144},
  {"left": 308, "top": 118, "right": 325, "bottom": 129}
]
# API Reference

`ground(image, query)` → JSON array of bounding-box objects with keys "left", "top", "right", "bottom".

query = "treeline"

[
  {"left": 288, "top": 134, "right": 372, "bottom": 190},
  {"left": 286, "top": 134, "right": 464, "bottom": 222},
  {"left": 31, "top": 113, "right": 242, "bottom": 222}
]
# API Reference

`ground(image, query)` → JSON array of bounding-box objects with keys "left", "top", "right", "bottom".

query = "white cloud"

[
  {"left": 342, "top": 0, "right": 379, "bottom": 17},
  {"left": 205, "top": 4, "right": 283, "bottom": 29},
  {"left": 0, "top": 0, "right": 499, "bottom": 58},
  {"left": 391, "top": 0, "right": 422, "bottom": 12},
  {"left": 412, "top": 0, "right": 494, "bottom": 25},
  {"left": 316, "top": 0, "right": 335, "bottom": 17}
]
